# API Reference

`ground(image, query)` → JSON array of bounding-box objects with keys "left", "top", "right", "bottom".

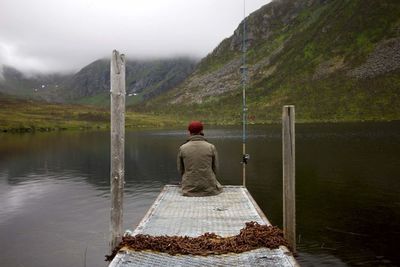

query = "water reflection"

[{"left": 0, "top": 122, "right": 399, "bottom": 266}]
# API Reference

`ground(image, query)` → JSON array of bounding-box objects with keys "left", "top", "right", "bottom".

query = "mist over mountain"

[
  {"left": 0, "top": 0, "right": 269, "bottom": 75},
  {"left": 0, "top": 65, "right": 72, "bottom": 102}
]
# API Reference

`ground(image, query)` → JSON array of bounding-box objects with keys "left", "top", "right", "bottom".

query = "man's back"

[{"left": 178, "top": 135, "right": 222, "bottom": 197}]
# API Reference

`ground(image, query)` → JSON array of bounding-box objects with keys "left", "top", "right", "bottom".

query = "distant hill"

[
  {"left": 0, "top": 57, "right": 197, "bottom": 106},
  {"left": 0, "top": 66, "right": 70, "bottom": 102},
  {"left": 67, "top": 58, "right": 197, "bottom": 106},
  {"left": 139, "top": 0, "right": 400, "bottom": 123}
]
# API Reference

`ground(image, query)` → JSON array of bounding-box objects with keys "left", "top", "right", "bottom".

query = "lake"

[{"left": 0, "top": 122, "right": 399, "bottom": 266}]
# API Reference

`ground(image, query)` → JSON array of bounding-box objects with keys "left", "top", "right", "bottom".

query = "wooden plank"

[
  {"left": 110, "top": 50, "right": 126, "bottom": 252},
  {"left": 131, "top": 186, "right": 169, "bottom": 235},
  {"left": 131, "top": 185, "right": 265, "bottom": 237},
  {"left": 242, "top": 187, "right": 271, "bottom": 225},
  {"left": 282, "top": 105, "right": 296, "bottom": 252}
]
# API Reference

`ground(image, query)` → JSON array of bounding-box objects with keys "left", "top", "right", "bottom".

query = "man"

[{"left": 177, "top": 121, "right": 223, "bottom": 197}]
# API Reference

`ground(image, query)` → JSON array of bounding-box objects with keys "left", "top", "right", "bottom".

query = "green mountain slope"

[{"left": 139, "top": 0, "right": 400, "bottom": 123}]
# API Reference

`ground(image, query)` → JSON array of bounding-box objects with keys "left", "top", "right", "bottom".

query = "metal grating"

[{"left": 109, "top": 185, "right": 299, "bottom": 267}]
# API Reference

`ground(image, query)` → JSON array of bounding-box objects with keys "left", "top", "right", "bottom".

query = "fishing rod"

[{"left": 241, "top": 0, "right": 250, "bottom": 187}]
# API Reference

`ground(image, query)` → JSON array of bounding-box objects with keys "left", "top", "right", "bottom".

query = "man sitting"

[{"left": 177, "top": 121, "right": 223, "bottom": 197}]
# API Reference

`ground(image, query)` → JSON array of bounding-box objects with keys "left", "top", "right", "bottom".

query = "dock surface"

[{"left": 109, "top": 185, "right": 298, "bottom": 266}]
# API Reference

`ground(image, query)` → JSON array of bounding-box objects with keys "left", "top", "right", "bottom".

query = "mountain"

[
  {"left": 0, "top": 66, "right": 70, "bottom": 102},
  {"left": 0, "top": 57, "right": 197, "bottom": 106},
  {"left": 139, "top": 0, "right": 400, "bottom": 123},
  {"left": 67, "top": 57, "right": 197, "bottom": 106}
]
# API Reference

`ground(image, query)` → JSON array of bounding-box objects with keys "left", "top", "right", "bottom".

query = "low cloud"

[{"left": 0, "top": 0, "right": 270, "bottom": 74}]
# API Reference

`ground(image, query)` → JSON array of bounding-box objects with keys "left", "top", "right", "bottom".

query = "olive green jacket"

[{"left": 177, "top": 135, "right": 223, "bottom": 197}]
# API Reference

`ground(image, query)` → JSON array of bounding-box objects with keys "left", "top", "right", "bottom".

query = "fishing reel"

[{"left": 242, "top": 154, "right": 250, "bottom": 164}]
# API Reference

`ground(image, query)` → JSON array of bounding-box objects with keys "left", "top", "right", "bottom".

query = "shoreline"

[{"left": 2, "top": 118, "right": 399, "bottom": 134}]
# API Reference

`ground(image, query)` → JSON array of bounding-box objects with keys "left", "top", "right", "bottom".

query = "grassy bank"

[
  {"left": 0, "top": 94, "right": 184, "bottom": 133},
  {"left": 2, "top": 90, "right": 398, "bottom": 134}
]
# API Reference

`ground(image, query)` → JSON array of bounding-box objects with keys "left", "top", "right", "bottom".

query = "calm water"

[{"left": 0, "top": 122, "right": 399, "bottom": 267}]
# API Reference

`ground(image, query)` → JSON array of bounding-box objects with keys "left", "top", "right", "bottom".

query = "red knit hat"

[{"left": 188, "top": 121, "right": 203, "bottom": 134}]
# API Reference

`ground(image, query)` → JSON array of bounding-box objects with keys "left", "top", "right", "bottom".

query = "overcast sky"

[{"left": 0, "top": 0, "right": 271, "bottom": 74}]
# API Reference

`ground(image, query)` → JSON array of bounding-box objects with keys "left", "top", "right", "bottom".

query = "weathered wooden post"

[
  {"left": 282, "top": 105, "right": 296, "bottom": 252},
  {"left": 110, "top": 50, "right": 126, "bottom": 252}
]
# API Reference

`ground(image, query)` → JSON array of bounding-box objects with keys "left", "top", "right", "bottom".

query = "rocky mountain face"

[
  {"left": 66, "top": 59, "right": 110, "bottom": 98},
  {"left": 141, "top": 0, "right": 400, "bottom": 123},
  {"left": 0, "top": 57, "right": 197, "bottom": 106},
  {"left": 64, "top": 58, "right": 196, "bottom": 104}
]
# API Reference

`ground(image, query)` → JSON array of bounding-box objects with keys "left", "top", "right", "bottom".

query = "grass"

[{"left": 0, "top": 94, "right": 184, "bottom": 133}]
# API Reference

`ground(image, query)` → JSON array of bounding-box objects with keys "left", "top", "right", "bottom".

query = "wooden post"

[
  {"left": 110, "top": 50, "right": 126, "bottom": 252},
  {"left": 282, "top": 105, "right": 296, "bottom": 252}
]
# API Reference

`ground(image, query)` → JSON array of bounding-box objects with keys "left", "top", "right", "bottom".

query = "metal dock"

[{"left": 109, "top": 185, "right": 298, "bottom": 267}]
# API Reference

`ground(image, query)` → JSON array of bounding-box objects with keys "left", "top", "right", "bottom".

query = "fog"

[{"left": 0, "top": 0, "right": 270, "bottom": 75}]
